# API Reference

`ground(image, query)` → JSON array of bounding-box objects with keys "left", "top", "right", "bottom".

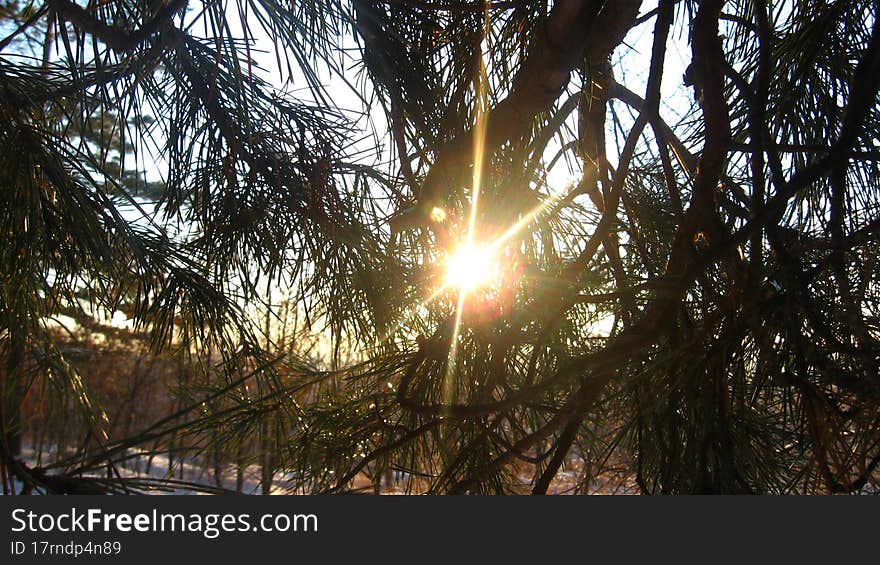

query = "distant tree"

[{"left": 1, "top": 0, "right": 879, "bottom": 494}]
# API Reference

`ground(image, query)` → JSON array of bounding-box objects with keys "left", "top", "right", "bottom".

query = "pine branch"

[
  {"left": 48, "top": 0, "right": 186, "bottom": 53},
  {"left": 390, "top": 0, "right": 642, "bottom": 232}
]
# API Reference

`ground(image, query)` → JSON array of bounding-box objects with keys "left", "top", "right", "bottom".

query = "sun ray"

[
  {"left": 377, "top": 181, "right": 561, "bottom": 356},
  {"left": 487, "top": 192, "right": 562, "bottom": 254},
  {"left": 443, "top": 286, "right": 467, "bottom": 408},
  {"left": 373, "top": 282, "right": 453, "bottom": 348},
  {"left": 444, "top": 5, "right": 492, "bottom": 409},
  {"left": 376, "top": 8, "right": 563, "bottom": 404}
]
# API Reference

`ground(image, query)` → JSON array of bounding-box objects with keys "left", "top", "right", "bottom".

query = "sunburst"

[
  {"left": 443, "top": 242, "right": 500, "bottom": 292},
  {"left": 379, "top": 5, "right": 562, "bottom": 409}
]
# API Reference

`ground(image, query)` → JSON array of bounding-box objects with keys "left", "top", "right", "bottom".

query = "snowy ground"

[
  {"left": 2, "top": 446, "right": 284, "bottom": 495},
  {"left": 2, "top": 443, "right": 640, "bottom": 495}
]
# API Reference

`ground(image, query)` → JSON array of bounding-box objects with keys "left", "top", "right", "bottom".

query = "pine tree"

[{"left": 1, "top": 0, "right": 879, "bottom": 494}]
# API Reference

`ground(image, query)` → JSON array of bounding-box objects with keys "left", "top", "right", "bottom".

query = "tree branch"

[
  {"left": 48, "top": 0, "right": 186, "bottom": 54},
  {"left": 390, "top": 0, "right": 642, "bottom": 232}
]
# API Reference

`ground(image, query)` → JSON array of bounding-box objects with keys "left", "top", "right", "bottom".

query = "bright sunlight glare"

[{"left": 444, "top": 243, "right": 499, "bottom": 292}]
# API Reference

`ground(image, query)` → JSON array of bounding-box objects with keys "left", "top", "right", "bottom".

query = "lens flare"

[{"left": 430, "top": 207, "right": 447, "bottom": 223}]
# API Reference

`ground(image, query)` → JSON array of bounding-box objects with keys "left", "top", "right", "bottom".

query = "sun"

[{"left": 443, "top": 243, "right": 500, "bottom": 292}]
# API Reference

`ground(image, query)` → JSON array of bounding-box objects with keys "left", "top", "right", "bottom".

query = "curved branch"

[
  {"left": 49, "top": 0, "right": 187, "bottom": 54},
  {"left": 390, "top": 0, "right": 643, "bottom": 232}
]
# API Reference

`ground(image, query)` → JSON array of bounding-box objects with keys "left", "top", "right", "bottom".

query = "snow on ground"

[
  {"left": 1, "top": 445, "right": 298, "bottom": 495},
  {"left": 3, "top": 445, "right": 635, "bottom": 495},
  {"left": 10, "top": 443, "right": 874, "bottom": 494}
]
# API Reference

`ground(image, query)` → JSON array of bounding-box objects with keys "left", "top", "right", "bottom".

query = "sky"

[{"left": 13, "top": 0, "right": 699, "bottom": 350}]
